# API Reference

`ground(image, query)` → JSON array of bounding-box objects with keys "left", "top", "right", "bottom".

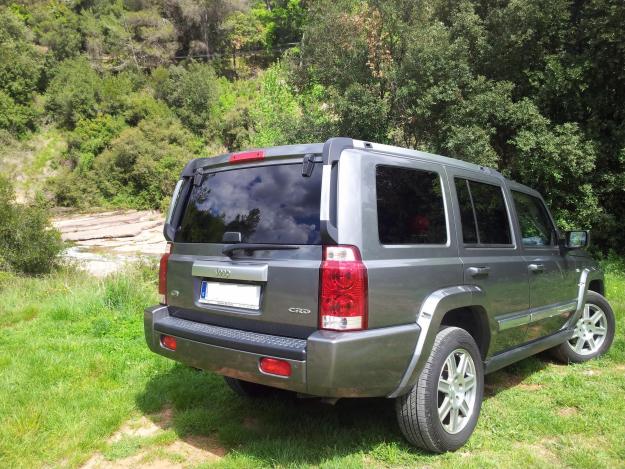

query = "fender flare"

[
  {"left": 568, "top": 268, "right": 602, "bottom": 327},
  {"left": 387, "top": 285, "right": 486, "bottom": 398}
]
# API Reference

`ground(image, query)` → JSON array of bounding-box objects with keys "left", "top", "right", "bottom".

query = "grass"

[{"left": 0, "top": 265, "right": 623, "bottom": 468}]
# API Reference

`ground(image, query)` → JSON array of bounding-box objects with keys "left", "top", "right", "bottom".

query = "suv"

[{"left": 145, "top": 138, "right": 615, "bottom": 452}]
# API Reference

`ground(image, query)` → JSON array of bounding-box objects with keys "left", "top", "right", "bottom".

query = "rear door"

[
  {"left": 165, "top": 158, "right": 324, "bottom": 338},
  {"left": 446, "top": 168, "right": 530, "bottom": 355},
  {"left": 510, "top": 188, "right": 578, "bottom": 340}
]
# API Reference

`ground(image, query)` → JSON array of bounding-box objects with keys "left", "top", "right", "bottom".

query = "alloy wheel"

[
  {"left": 437, "top": 348, "right": 477, "bottom": 434},
  {"left": 567, "top": 304, "right": 608, "bottom": 356}
]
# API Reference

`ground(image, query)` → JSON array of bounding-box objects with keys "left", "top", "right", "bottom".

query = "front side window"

[
  {"left": 512, "top": 191, "right": 556, "bottom": 246},
  {"left": 376, "top": 165, "right": 447, "bottom": 244},
  {"left": 455, "top": 178, "right": 512, "bottom": 245}
]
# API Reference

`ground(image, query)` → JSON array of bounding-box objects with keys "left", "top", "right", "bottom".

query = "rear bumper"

[{"left": 145, "top": 305, "right": 420, "bottom": 398}]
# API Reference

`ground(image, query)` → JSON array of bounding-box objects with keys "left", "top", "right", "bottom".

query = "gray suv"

[{"left": 144, "top": 138, "right": 615, "bottom": 452}]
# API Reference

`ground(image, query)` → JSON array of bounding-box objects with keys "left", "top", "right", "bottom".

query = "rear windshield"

[{"left": 176, "top": 163, "right": 322, "bottom": 244}]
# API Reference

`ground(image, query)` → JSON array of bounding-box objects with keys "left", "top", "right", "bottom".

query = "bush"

[
  {"left": 90, "top": 116, "right": 202, "bottom": 209},
  {"left": 44, "top": 56, "right": 102, "bottom": 129},
  {"left": 0, "top": 176, "right": 64, "bottom": 274},
  {"left": 153, "top": 63, "right": 219, "bottom": 135}
]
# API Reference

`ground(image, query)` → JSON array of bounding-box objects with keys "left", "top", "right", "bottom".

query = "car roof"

[{"left": 181, "top": 138, "right": 538, "bottom": 196}]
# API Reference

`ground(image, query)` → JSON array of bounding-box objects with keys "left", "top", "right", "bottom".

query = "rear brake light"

[
  {"left": 158, "top": 244, "right": 172, "bottom": 304},
  {"left": 161, "top": 334, "right": 177, "bottom": 351},
  {"left": 259, "top": 357, "right": 291, "bottom": 377},
  {"left": 319, "top": 245, "right": 368, "bottom": 331},
  {"left": 229, "top": 150, "right": 264, "bottom": 164}
]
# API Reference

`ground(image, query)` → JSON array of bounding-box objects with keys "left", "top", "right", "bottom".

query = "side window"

[
  {"left": 376, "top": 165, "right": 447, "bottom": 244},
  {"left": 454, "top": 178, "right": 512, "bottom": 245},
  {"left": 511, "top": 191, "right": 556, "bottom": 246}
]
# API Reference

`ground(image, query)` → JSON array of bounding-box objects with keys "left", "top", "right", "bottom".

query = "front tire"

[
  {"left": 551, "top": 291, "right": 615, "bottom": 364},
  {"left": 395, "top": 327, "right": 484, "bottom": 453}
]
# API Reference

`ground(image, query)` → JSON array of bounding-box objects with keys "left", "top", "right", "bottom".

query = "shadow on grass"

[{"left": 136, "top": 354, "right": 552, "bottom": 465}]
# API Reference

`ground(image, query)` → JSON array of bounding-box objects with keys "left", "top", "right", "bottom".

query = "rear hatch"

[{"left": 166, "top": 156, "right": 323, "bottom": 339}]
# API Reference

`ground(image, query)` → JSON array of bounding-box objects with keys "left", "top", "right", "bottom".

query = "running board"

[{"left": 484, "top": 329, "right": 573, "bottom": 374}]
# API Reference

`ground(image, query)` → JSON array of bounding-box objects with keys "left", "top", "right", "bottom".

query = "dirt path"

[{"left": 53, "top": 210, "right": 168, "bottom": 276}]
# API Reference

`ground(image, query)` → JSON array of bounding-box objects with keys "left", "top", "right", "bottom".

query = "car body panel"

[{"left": 147, "top": 137, "right": 605, "bottom": 399}]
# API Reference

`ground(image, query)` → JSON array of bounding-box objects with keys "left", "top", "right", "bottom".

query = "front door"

[{"left": 510, "top": 189, "right": 578, "bottom": 340}]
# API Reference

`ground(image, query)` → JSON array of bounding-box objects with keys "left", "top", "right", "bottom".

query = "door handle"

[
  {"left": 528, "top": 263, "right": 545, "bottom": 273},
  {"left": 467, "top": 266, "right": 491, "bottom": 277}
]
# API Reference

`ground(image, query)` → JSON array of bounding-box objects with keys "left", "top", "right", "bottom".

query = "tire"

[
  {"left": 395, "top": 327, "right": 484, "bottom": 453},
  {"left": 224, "top": 377, "right": 273, "bottom": 398},
  {"left": 550, "top": 291, "right": 616, "bottom": 364}
]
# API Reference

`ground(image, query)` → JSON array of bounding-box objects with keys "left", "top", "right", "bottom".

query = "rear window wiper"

[{"left": 222, "top": 244, "right": 300, "bottom": 257}]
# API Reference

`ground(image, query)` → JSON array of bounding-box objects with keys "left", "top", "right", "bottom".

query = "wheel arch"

[
  {"left": 388, "top": 285, "right": 488, "bottom": 398},
  {"left": 588, "top": 279, "right": 604, "bottom": 296},
  {"left": 440, "top": 305, "right": 491, "bottom": 360}
]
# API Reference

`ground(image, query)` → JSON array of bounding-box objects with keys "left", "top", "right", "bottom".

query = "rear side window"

[
  {"left": 455, "top": 178, "right": 512, "bottom": 245},
  {"left": 176, "top": 163, "right": 322, "bottom": 244},
  {"left": 512, "top": 191, "right": 556, "bottom": 246},
  {"left": 376, "top": 165, "right": 447, "bottom": 245}
]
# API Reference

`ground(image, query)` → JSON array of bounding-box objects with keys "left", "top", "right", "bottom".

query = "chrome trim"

[
  {"left": 191, "top": 261, "right": 268, "bottom": 282},
  {"left": 497, "top": 311, "right": 531, "bottom": 331},
  {"left": 531, "top": 301, "right": 576, "bottom": 322},
  {"left": 497, "top": 301, "right": 577, "bottom": 331},
  {"left": 319, "top": 164, "right": 332, "bottom": 221}
]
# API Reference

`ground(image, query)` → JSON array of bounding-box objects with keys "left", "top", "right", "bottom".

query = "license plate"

[{"left": 199, "top": 281, "right": 261, "bottom": 310}]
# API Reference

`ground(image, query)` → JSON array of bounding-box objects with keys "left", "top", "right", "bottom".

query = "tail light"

[
  {"left": 158, "top": 244, "right": 172, "bottom": 304},
  {"left": 161, "top": 334, "right": 177, "bottom": 351},
  {"left": 259, "top": 357, "right": 292, "bottom": 377},
  {"left": 319, "top": 245, "right": 368, "bottom": 331}
]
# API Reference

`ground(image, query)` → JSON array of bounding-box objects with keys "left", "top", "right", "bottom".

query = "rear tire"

[
  {"left": 550, "top": 291, "right": 615, "bottom": 364},
  {"left": 224, "top": 377, "right": 273, "bottom": 398},
  {"left": 395, "top": 327, "right": 484, "bottom": 453}
]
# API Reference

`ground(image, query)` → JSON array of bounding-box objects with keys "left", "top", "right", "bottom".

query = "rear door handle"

[
  {"left": 528, "top": 263, "right": 545, "bottom": 273},
  {"left": 467, "top": 266, "right": 491, "bottom": 277}
]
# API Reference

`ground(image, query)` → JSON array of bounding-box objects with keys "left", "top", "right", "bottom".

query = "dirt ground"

[{"left": 81, "top": 407, "right": 226, "bottom": 469}]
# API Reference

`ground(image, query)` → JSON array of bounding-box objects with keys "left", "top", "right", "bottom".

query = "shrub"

[
  {"left": 91, "top": 116, "right": 202, "bottom": 209},
  {"left": 153, "top": 63, "right": 219, "bottom": 135},
  {"left": 44, "top": 56, "right": 102, "bottom": 129},
  {"left": 0, "top": 176, "right": 64, "bottom": 274}
]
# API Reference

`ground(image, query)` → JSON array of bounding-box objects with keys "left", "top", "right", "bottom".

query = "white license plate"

[{"left": 199, "top": 281, "right": 261, "bottom": 310}]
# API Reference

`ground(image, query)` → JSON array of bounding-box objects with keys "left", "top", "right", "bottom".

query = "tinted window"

[
  {"left": 176, "top": 163, "right": 322, "bottom": 244},
  {"left": 455, "top": 179, "right": 478, "bottom": 244},
  {"left": 455, "top": 178, "right": 512, "bottom": 245},
  {"left": 376, "top": 166, "right": 446, "bottom": 244},
  {"left": 512, "top": 191, "right": 556, "bottom": 246}
]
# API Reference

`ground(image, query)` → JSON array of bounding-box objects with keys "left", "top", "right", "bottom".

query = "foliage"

[
  {"left": 0, "top": 176, "right": 64, "bottom": 274},
  {"left": 91, "top": 116, "right": 202, "bottom": 209},
  {"left": 44, "top": 56, "right": 102, "bottom": 129},
  {"left": 0, "top": 0, "right": 624, "bottom": 253},
  {"left": 0, "top": 8, "right": 42, "bottom": 135},
  {"left": 67, "top": 115, "right": 127, "bottom": 171},
  {"left": 153, "top": 62, "right": 219, "bottom": 135}
]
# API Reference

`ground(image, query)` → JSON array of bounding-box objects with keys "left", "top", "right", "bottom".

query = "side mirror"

[{"left": 562, "top": 230, "right": 589, "bottom": 249}]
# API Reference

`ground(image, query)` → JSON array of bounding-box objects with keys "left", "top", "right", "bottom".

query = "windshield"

[{"left": 176, "top": 163, "right": 322, "bottom": 244}]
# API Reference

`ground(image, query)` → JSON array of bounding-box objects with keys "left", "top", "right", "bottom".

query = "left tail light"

[
  {"left": 158, "top": 244, "right": 172, "bottom": 304},
  {"left": 319, "top": 245, "right": 368, "bottom": 331}
]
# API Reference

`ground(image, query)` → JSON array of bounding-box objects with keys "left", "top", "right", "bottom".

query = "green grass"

[{"left": 0, "top": 266, "right": 623, "bottom": 468}]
